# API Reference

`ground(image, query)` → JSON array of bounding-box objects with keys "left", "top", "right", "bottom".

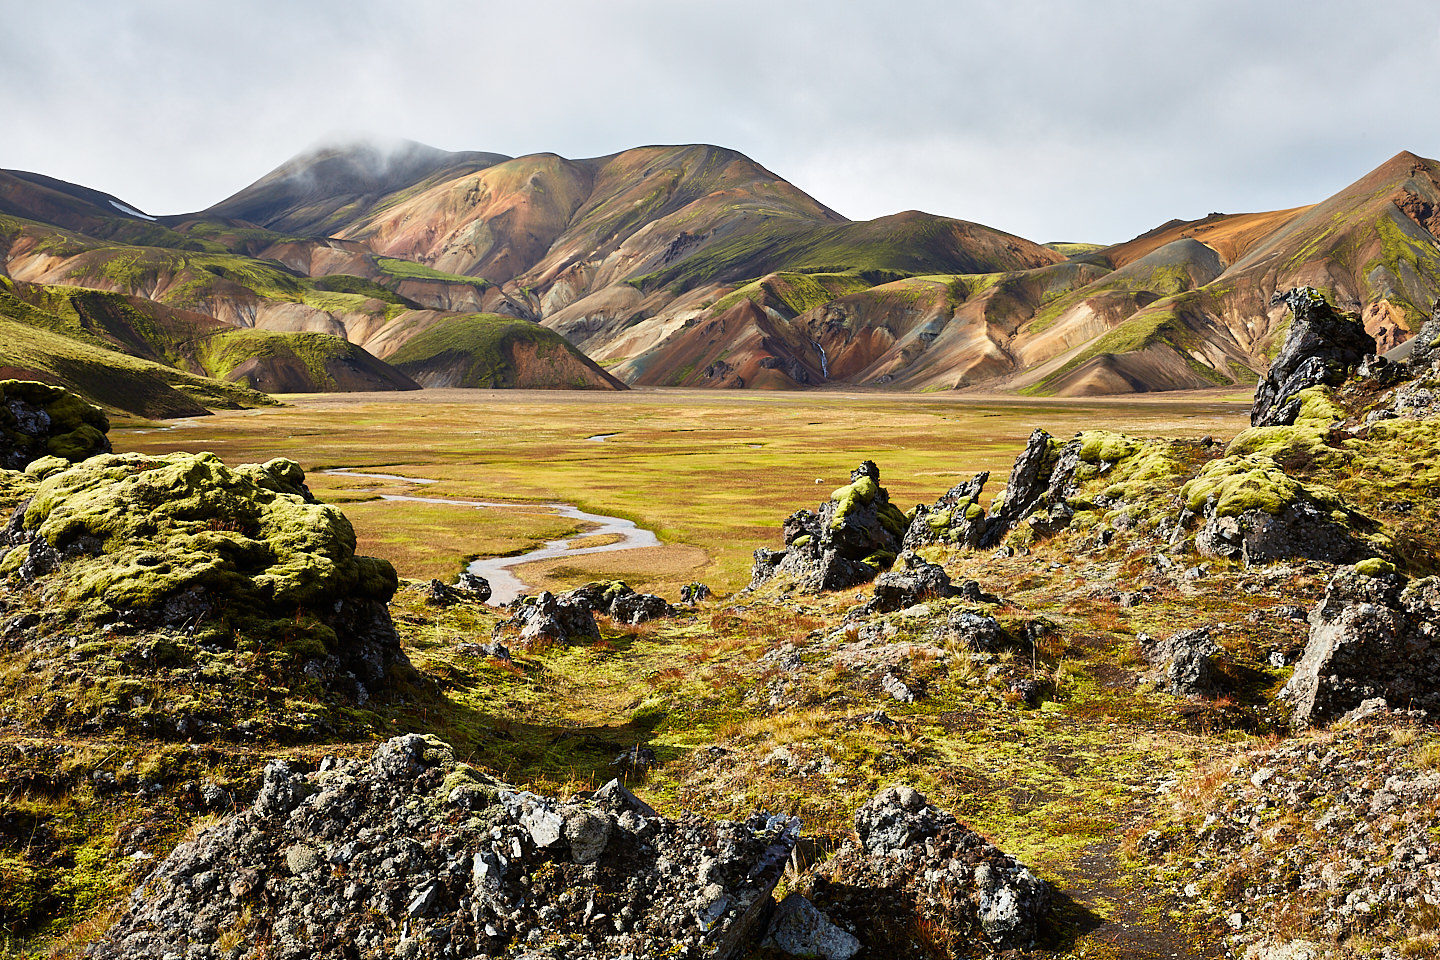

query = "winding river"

[{"left": 321, "top": 469, "right": 659, "bottom": 605}]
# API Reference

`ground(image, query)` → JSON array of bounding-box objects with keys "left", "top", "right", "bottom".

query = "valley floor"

[{"left": 20, "top": 384, "right": 1433, "bottom": 959}]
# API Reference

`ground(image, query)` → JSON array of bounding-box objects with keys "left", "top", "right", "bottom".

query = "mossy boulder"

[
  {"left": 0, "top": 379, "right": 111, "bottom": 470},
  {"left": 902, "top": 471, "right": 990, "bottom": 551},
  {"left": 1, "top": 452, "right": 404, "bottom": 692},
  {"left": 1182, "top": 453, "right": 1383, "bottom": 566}
]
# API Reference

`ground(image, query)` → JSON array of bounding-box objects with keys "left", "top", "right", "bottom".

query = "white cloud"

[{"left": 3, "top": 0, "right": 1439, "bottom": 241}]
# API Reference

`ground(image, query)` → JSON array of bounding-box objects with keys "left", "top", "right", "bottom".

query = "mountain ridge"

[{"left": 3, "top": 142, "right": 1439, "bottom": 400}]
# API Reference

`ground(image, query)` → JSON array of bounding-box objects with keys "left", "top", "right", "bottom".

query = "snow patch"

[{"left": 109, "top": 200, "right": 156, "bottom": 221}]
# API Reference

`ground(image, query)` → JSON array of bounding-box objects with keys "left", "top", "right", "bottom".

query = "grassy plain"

[{"left": 114, "top": 386, "right": 1251, "bottom": 596}]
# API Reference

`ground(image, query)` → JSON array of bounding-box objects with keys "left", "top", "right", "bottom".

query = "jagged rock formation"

[
  {"left": 806, "top": 787, "right": 1048, "bottom": 956},
  {"left": 901, "top": 471, "right": 989, "bottom": 551},
  {"left": 1140, "top": 627, "right": 1227, "bottom": 698},
  {"left": 90, "top": 734, "right": 801, "bottom": 960},
  {"left": 749, "top": 461, "right": 909, "bottom": 594},
  {"left": 0, "top": 379, "right": 110, "bottom": 469},
  {"left": 1251, "top": 288, "right": 1376, "bottom": 427},
  {"left": 1281, "top": 563, "right": 1440, "bottom": 727}
]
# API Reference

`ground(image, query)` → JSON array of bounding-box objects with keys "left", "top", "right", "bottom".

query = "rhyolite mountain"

[{"left": 4, "top": 142, "right": 1440, "bottom": 403}]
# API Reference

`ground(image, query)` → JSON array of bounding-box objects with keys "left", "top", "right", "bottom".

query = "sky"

[{"left": 5, "top": 0, "right": 1440, "bottom": 244}]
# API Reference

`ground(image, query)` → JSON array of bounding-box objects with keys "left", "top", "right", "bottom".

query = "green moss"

[
  {"left": 387, "top": 314, "right": 603, "bottom": 389},
  {"left": 11, "top": 452, "right": 397, "bottom": 612},
  {"left": 198, "top": 329, "right": 375, "bottom": 390},
  {"left": 1022, "top": 308, "right": 1195, "bottom": 396},
  {"left": 1077, "top": 431, "right": 1143, "bottom": 464},
  {"left": 309, "top": 274, "right": 415, "bottom": 306},
  {"left": 375, "top": 258, "right": 492, "bottom": 290},
  {"left": 709, "top": 271, "right": 871, "bottom": 316},
  {"left": 0, "top": 285, "right": 275, "bottom": 417},
  {"left": 1354, "top": 557, "right": 1397, "bottom": 577},
  {"left": 1179, "top": 454, "right": 1343, "bottom": 517},
  {"left": 0, "top": 380, "right": 111, "bottom": 466}
]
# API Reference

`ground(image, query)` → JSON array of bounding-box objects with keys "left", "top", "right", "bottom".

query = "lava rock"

[
  {"left": 0, "top": 379, "right": 111, "bottom": 470},
  {"left": 562, "top": 581, "right": 673, "bottom": 624},
  {"left": 1251, "top": 288, "right": 1375, "bottom": 428},
  {"left": 902, "top": 471, "right": 990, "bottom": 551},
  {"left": 1282, "top": 563, "right": 1440, "bottom": 727},
  {"left": 762, "top": 893, "right": 860, "bottom": 959},
  {"left": 498, "top": 590, "right": 601, "bottom": 645},
  {"left": 423, "top": 579, "right": 462, "bottom": 606},
  {"left": 456, "top": 572, "right": 492, "bottom": 602},
  {"left": 809, "top": 787, "right": 1048, "bottom": 955},
  {"left": 1141, "top": 627, "right": 1226, "bottom": 697},
  {"left": 680, "top": 581, "right": 712, "bottom": 604},
  {"left": 748, "top": 463, "right": 910, "bottom": 594},
  {"left": 864, "top": 552, "right": 954, "bottom": 614},
  {"left": 91, "top": 735, "right": 802, "bottom": 960}
]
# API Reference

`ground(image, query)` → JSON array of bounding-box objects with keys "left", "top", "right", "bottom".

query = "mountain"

[
  {"left": 5, "top": 143, "right": 1440, "bottom": 399},
  {"left": 203, "top": 139, "right": 513, "bottom": 236}
]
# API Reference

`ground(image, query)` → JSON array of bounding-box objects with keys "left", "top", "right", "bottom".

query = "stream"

[{"left": 321, "top": 470, "right": 659, "bottom": 605}]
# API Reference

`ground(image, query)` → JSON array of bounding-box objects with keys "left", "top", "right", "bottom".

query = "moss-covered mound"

[
  {"left": 0, "top": 453, "right": 407, "bottom": 741},
  {"left": 4, "top": 453, "right": 395, "bottom": 613},
  {"left": 0, "top": 379, "right": 111, "bottom": 469}
]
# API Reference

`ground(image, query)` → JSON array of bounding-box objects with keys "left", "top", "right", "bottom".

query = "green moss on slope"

[
  {"left": 0, "top": 281, "right": 274, "bottom": 417},
  {"left": 387, "top": 314, "right": 614, "bottom": 389},
  {"left": 199, "top": 330, "right": 346, "bottom": 390}
]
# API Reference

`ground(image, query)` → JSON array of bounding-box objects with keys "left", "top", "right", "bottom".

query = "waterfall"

[{"left": 811, "top": 339, "right": 829, "bottom": 380}]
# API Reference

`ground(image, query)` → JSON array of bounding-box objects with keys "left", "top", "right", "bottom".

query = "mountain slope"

[
  {"left": 385, "top": 313, "right": 625, "bottom": 389},
  {"left": 204, "top": 139, "right": 512, "bottom": 237},
  {"left": 10, "top": 144, "right": 1440, "bottom": 397}
]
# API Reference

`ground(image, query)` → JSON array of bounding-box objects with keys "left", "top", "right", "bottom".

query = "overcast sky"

[{"left": 5, "top": 0, "right": 1439, "bottom": 243}]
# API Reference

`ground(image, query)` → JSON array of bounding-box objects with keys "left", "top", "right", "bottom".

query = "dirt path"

[{"left": 1053, "top": 829, "right": 1225, "bottom": 959}]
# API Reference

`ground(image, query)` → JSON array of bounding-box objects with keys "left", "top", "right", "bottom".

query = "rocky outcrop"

[
  {"left": 862, "top": 552, "right": 956, "bottom": 614},
  {"left": 806, "top": 787, "right": 1048, "bottom": 956},
  {"left": 1140, "top": 627, "right": 1226, "bottom": 697},
  {"left": 749, "top": 461, "right": 909, "bottom": 594},
  {"left": 496, "top": 590, "right": 601, "bottom": 645},
  {"left": 1401, "top": 296, "right": 1440, "bottom": 368},
  {"left": 91, "top": 734, "right": 802, "bottom": 960},
  {"left": 762, "top": 893, "right": 861, "bottom": 959},
  {"left": 902, "top": 472, "right": 989, "bottom": 551},
  {"left": 1193, "top": 503, "right": 1368, "bottom": 566},
  {"left": 1251, "top": 288, "right": 1375, "bottom": 427},
  {"left": 0, "top": 379, "right": 111, "bottom": 470},
  {"left": 1145, "top": 713, "right": 1440, "bottom": 958},
  {"left": 0, "top": 453, "right": 404, "bottom": 701},
  {"left": 1184, "top": 454, "right": 1378, "bottom": 567},
  {"left": 1281, "top": 563, "right": 1440, "bottom": 727},
  {"left": 679, "top": 582, "right": 711, "bottom": 604},
  {"left": 563, "top": 581, "right": 674, "bottom": 624}
]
